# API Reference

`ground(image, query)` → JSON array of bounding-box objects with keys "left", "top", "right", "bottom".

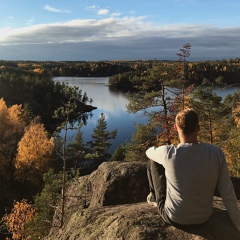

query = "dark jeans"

[{"left": 147, "top": 160, "right": 172, "bottom": 224}]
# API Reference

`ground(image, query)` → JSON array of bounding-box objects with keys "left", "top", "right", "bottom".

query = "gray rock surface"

[{"left": 45, "top": 161, "right": 240, "bottom": 240}]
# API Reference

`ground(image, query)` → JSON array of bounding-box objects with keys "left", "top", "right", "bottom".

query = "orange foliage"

[
  {"left": 0, "top": 98, "right": 27, "bottom": 158},
  {"left": 33, "top": 68, "right": 43, "bottom": 74},
  {"left": 15, "top": 122, "right": 55, "bottom": 173},
  {"left": 232, "top": 106, "right": 240, "bottom": 127},
  {"left": 2, "top": 199, "right": 35, "bottom": 240}
]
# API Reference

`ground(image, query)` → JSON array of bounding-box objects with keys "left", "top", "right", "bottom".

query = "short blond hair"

[{"left": 175, "top": 109, "right": 199, "bottom": 135}]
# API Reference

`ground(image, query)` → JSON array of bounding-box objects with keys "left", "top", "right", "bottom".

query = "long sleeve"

[
  {"left": 217, "top": 156, "right": 240, "bottom": 231},
  {"left": 146, "top": 146, "right": 169, "bottom": 165}
]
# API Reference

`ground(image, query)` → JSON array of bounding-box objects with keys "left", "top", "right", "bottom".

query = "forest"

[{"left": 0, "top": 48, "right": 240, "bottom": 239}]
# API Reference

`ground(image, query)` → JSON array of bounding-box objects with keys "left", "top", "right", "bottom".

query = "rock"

[{"left": 45, "top": 161, "right": 240, "bottom": 240}]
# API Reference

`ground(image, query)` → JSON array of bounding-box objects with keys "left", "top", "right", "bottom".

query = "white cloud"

[
  {"left": 98, "top": 9, "right": 109, "bottom": 15},
  {"left": 44, "top": 5, "right": 71, "bottom": 13},
  {"left": 0, "top": 17, "right": 239, "bottom": 61},
  {"left": 44, "top": 5, "right": 61, "bottom": 12},
  {"left": 111, "top": 12, "right": 122, "bottom": 17},
  {"left": 85, "top": 5, "right": 109, "bottom": 16},
  {"left": 85, "top": 5, "right": 98, "bottom": 10}
]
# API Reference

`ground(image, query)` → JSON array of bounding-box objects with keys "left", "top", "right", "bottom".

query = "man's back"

[{"left": 162, "top": 143, "right": 224, "bottom": 224}]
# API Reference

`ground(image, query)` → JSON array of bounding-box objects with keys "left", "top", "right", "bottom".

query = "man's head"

[{"left": 175, "top": 109, "right": 199, "bottom": 135}]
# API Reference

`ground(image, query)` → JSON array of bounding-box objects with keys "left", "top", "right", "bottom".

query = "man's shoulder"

[
  {"left": 199, "top": 142, "right": 222, "bottom": 150},
  {"left": 199, "top": 143, "right": 224, "bottom": 157}
]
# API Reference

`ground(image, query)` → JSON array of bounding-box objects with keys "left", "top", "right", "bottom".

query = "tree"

[
  {"left": 0, "top": 98, "right": 27, "bottom": 160},
  {"left": 111, "top": 143, "right": 126, "bottom": 162},
  {"left": 1, "top": 199, "right": 36, "bottom": 240},
  {"left": 87, "top": 113, "right": 117, "bottom": 163},
  {"left": 26, "top": 168, "right": 62, "bottom": 239},
  {"left": 126, "top": 60, "right": 182, "bottom": 149},
  {"left": 125, "top": 123, "right": 158, "bottom": 162},
  {"left": 0, "top": 98, "right": 28, "bottom": 212},
  {"left": 176, "top": 43, "right": 191, "bottom": 109},
  {"left": 53, "top": 84, "right": 93, "bottom": 227},
  {"left": 187, "top": 87, "right": 224, "bottom": 144},
  {"left": 219, "top": 91, "right": 240, "bottom": 176},
  {"left": 67, "top": 127, "right": 90, "bottom": 169},
  {"left": 15, "top": 120, "right": 55, "bottom": 194},
  {"left": 15, "top": 121, "right": 54, "bottom": 173}
]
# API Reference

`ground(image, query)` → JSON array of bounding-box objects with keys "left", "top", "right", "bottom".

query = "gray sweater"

[{"left": 146, "top": 143, "right": 240, "bottom": 229}]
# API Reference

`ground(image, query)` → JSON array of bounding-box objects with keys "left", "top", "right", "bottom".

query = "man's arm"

[
  {"left": 217, "top": 157, "right": 240, "bottom": 231},
  {"left": 146, "top": 146, "right": 167, "bottom": 164}
]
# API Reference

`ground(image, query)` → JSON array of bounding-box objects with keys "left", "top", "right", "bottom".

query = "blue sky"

[{"left": 0, "top": 0, "right": 239, "bottom": 61}]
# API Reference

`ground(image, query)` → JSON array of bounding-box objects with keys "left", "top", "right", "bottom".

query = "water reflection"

[
  {"left": 53, "top": 77, "right": 240, "bottom": 154},
  {"left": 53, "top": 77, "right": 147, "bottom": 153}
]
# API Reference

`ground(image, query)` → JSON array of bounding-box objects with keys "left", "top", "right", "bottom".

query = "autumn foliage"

[
  {"left": 2, "top": 199, "right": 35, "bottom": 240},
  {"left": 0, "top": 98, "right": 27, "bottom": 160},
  {"left": 15, "top": 121, "right": 54, "bottom": 172}
]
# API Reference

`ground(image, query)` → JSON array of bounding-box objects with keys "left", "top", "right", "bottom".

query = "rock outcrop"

[{"left": 45, "top": 161, "right": 240, "bottom": 240}]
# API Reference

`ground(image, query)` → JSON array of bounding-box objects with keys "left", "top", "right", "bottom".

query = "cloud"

[
  {"left": 98, "top": 9, "right": 109, "bottom": 15},
  {"left": 0, "top": 17, "right": 239, "bottom": 61},
  {"left": 85, "top": 5, "right": 98, "bottom": 11},
  {"left": 44, "top": 5, "right": 71, "bottom": 13},
  {"left": 111, "top": 12, "right": 122, "bottom": 17}
]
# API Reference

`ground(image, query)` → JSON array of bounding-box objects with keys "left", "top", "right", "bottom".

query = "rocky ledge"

[{"left": 45, "top": 161, "right": 240, "bottom": 240}]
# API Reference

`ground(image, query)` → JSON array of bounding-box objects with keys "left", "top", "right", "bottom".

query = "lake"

[{"left": 53, "top": 77, "right": 240, "bottom": 154}]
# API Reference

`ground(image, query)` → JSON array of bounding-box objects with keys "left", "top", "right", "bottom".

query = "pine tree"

[
  {"left": 111, "top": 143, "right": 126, "bottom": 162},
  {"left": 67, "top": 128, "right": 90, "bottom": 169},
  {"left": 176, "top": 43, "right": 191, "bottom": 109},
  {"left": 125, "top": 123, "right": 158, "bottom": 162},
  {"left": 188, "top": 87, "right": 224, "bottom": 144},
  {"left": 88, "top": 113, "right": 117, "bottom": 163},
  {"left": 26, "top": 168, "right": 62, "bottom": 239},
  {"left": 126, "top": 60, "right": 181, "bottom": 150},
  {"left": 53, "top": 84, "right": 93, "bottom": 227}
]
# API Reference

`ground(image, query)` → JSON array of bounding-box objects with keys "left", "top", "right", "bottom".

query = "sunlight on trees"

[
  {"left": 0, "top": 98, "right": 28, "bottom": 204},
  {"left": 188, "top": 87, "right": 224, "bottom": 144},
  {"left": 0, "top": 98, "right": 27, "bottom": 159},
  {"left": 15, "top": 121, "right": 54, "bottom": 173},
  {"left": 2, "top": 199, "right": 35, "bottom": 240}
]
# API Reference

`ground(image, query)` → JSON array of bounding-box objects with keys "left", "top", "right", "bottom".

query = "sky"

[{"left": 0, "top": 0, "right": 239, "bottom": 61}]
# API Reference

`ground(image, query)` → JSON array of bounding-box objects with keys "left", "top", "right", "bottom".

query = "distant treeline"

[
  {"left": 108, "top": 58, "right": 240, "bottom": 89},
  {"left": 1, "top": 58, "right": 240, "bottom": 93},
  {"left": 0, "top": 60, "right": 151, "bottom": 77}
]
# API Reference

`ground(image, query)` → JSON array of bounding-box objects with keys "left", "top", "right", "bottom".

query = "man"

[{"left": 146, "top": 108, "right": 240, "bottom": 231}]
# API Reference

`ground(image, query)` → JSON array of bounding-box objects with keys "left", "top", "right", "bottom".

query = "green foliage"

[
  {"left": 108, "top": 71, "right": 143, "bottom": 89},
  {"left": 111, "top": 143, "right": 126, "bottom": 162},
  {"left": 53, "top": 84, "right": 89, "bottom": 227},
  {"left": 67, "top": 128, "right": 92, "bottom": 169},
  {"left": 126, "top": 59, "right": 184, "bottom": 147},
  {"left": 187, "top": 87, "right": 225, "bottom": 143},
  {"left": 125, "top": 123, "right": 158, "bottom": 162},
  {"left": 26, "top": 168, "right": 62, "bottom": 239},
  {"left": 87, "top": 113, "right": 117, "bottom": 162}
]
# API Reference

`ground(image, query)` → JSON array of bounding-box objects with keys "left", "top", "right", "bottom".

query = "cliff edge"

[{"left": 45, "top": 161, "right": 240, "bottom": 240}]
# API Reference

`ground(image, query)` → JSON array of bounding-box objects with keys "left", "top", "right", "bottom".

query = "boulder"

[{"left": 45, "top": 161, "right": 240, "bottom": 240}]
